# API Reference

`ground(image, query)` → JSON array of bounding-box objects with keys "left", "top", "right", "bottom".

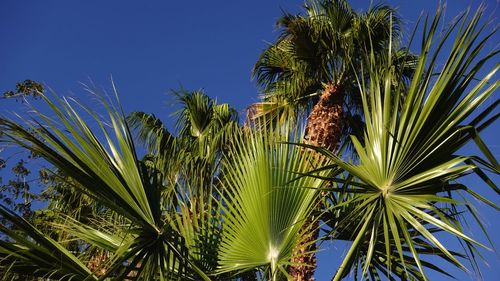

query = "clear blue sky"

[{"left": 0, "top": 1, "right": 498, "bottom": 280}]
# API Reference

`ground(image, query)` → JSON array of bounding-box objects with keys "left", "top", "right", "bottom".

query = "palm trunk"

[
  {"left": 303, "top": 83, "right": 344, "bottom": 150},
  {"left": 290, "top": 82, "right": 344, "bottom": 281}
]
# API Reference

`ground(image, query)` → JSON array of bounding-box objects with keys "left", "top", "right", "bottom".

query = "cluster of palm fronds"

[{"left": 0, "top": 1, "right": 498, "bottom": 281}]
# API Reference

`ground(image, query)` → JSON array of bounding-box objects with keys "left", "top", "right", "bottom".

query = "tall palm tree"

[
  {"left": 252, "top": 0, "right": 415, "bottom": 150},
  {"left": 252, "top": 1, "right": 416, "bottom": 279},
  {"left": 303, "top": 4, "right": 498, "bottom": 280},
  {"left": 128, "top": 89, "right": 241, "bottom": 278}
]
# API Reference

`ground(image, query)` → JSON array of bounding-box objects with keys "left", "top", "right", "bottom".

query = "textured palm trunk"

[
  {"left": 303, "top": 83, "right": 344, "bottom": 151},
  {"left": 290, "top": 82, "right": 344, "bottom": 281}
]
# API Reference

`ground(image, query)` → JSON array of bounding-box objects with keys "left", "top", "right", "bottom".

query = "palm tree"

[
  {"left": 128, "top": 90, "right": 240, "bottom": 201},
  {"left": 252, "top": 0, "right": 415, "bottom": 150},
  {"left": 128, "top": 89, "right": 241, "bottom": 278},
  {"left": 303, "top": 5, "right": 498, "bottom": 280},
  {"left": 0, "top": 88, "right": 213, "bottom": 280},
  {"left": 252, "top": 1, "right": 416, "bottom": 279}
]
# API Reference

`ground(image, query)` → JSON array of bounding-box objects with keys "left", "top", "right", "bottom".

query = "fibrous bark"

[{"left": 290, "top": 83, "right": 343, "bottom": 281}]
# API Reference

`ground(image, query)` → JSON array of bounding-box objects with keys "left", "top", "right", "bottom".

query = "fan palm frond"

[
  {"left": 0, "top": 85, "right": 211, "bottom": 280},
  {"left": 217, "top": 125, "right": 331, "bottom": 280},
  {"left": 305, "top": 5, "right": 498, "bottom": 280}
]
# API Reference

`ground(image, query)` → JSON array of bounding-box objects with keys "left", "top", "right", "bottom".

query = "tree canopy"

[{"left": 0, "top": 1, "right": 498, "bottom": 280}]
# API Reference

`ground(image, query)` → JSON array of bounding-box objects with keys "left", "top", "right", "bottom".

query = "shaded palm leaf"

[
  {"left": 0, "top": 204, "right": 95, "bottom": 280},
  {"left": 0, "top": 85, "right": 210, "bottom": 280}
]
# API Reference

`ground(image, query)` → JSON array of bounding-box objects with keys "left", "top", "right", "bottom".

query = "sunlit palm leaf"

[
  {"left": 217, "top": 126, "right": 328, "bottom": 279},
  {"left": 305, "top": 5, "right": 498, "bottom": 280}
]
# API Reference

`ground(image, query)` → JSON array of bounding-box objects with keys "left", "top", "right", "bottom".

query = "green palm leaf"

[
  {"left": 0, "top": 85, "right": 210, "bottom": 280},
  {"left": 305, "top": 5, "right": 498, "bottom": 280},
  {"left": 0, "top": 205, "right": 95, "bottom": 280},
  {"left": 217, "top": 126, "right": 328, "bottom": 279}
]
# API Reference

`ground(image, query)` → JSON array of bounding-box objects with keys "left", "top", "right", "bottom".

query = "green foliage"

[
  {"left": 0, "top": 86, "right": 210, "bottom": 280},
  {"left": 1, "top": 80, "right": 46, "bottom": 220},
  {"left": 2, "top": 79, "right": 43, "bottom": 101},
  {"left": 0, "top": 3, "right": 497, "bottom": 281},
  {"left": 251, "top": 0, "right": 416, "bottom": 135},
  {"left": 0, "top": 159, "right": 37, "bottom": 218},
  {"left": 0, "top": 205, "right": 95, "bottom": 280},
  {"left": 217, "top": 126, "right": 329, "bottom": 280},
  {"left": 303, "top": 5, "right": 499, "bottom": 280}
]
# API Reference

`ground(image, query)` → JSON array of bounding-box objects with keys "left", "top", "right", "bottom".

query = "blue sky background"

[{"left": 0, "top": 0, "right": 498, "bottom": 280}]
